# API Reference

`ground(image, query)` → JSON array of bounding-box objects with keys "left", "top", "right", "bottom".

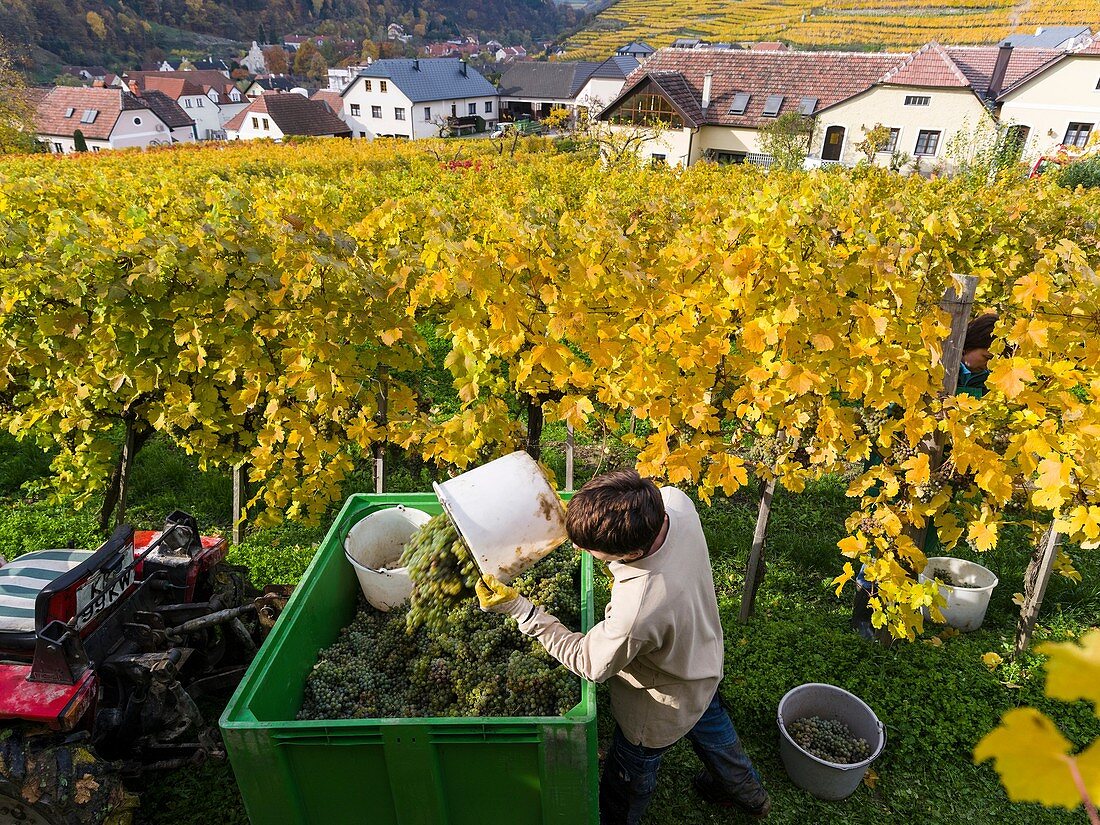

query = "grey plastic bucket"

[{"left": 777, "top": 683, "right": 886, "bottom": 800}]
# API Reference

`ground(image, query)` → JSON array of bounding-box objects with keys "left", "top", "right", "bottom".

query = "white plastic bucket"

[
  {"left": 919, "top": 556, "right": 999, "bottom": 632},
  {"left": 777, "top": 683, "right": 886, "bottom": 800},
  {"left": 344, "top": 505, "right": 432, "bottom": 611},
  {"left": 433, "top": 451, "right": 567, "bottom": 584}
]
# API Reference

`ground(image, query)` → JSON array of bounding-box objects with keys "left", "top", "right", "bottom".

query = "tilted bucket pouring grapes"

[
  {"left": 432, "top": 451, "right": 569, "bottom": 584},
  {"left": 344, "top": 451, "right": 568, "bottom": 610}
]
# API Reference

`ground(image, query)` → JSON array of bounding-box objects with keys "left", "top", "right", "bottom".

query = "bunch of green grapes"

[
  {"left": 400, "top": 513, "right": 479, "bottom": 633},
  {"left": 298, "top": 547, "right": 582, "bottom": 721},
  {"left": 787, "top": 716, "right": 872, "bottom": 764}
]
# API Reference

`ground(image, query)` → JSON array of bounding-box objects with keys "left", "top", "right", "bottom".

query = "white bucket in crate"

[
  {"left": 778, "top": 683, "right": 886, "bottom": 800},
  {"left": 433, "top": 451, "right": 567, "bottom": 584},
  {"left": 919, "top": 556, "right": 999, "bottom": 632},
  {"left": 344, "top": 505, "right": 431, "bottom": 611}
]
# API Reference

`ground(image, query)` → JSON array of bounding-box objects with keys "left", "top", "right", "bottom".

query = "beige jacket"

[{"left": 517, "top": 486, "right": 724, "bottom": 748}]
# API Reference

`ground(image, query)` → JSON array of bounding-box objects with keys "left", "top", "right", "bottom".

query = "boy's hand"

[{"left": 476, "top": 574, "right": 520, "bottom": 613}]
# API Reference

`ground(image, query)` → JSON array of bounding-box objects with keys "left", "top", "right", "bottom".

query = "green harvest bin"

[{"left": 220, "top": 492, "right": 597, "bottom": 825}]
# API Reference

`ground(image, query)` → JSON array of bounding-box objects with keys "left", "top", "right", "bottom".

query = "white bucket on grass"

[
  {"left": 919, "top": 556, "right": 999, "bottom": 632},
  {"left": 344, "top": 505, "right": 431, "bottom": 611}
]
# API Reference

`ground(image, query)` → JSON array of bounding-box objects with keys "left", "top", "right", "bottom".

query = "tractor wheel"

[{"left": 0, "top": 729, "right": 138, "bottom": 825}]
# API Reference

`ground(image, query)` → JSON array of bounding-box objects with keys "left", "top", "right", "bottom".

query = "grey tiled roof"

[
  {"left": 1003, "top": 26, "right": 1090, "bottom": 49},
  {"left": 591, "top": 55, "right": 641, "bottom": 80},
  {"left": 352, "top": 59, "right": 496, "bottom": 102},
  {"left": 498, "top": 61, "right": 601, "bottom": 99}
]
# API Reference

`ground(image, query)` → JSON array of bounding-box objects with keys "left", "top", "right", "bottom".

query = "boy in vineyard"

[{"left": 477, "top": 469, "right": 770, "bottom": 824}]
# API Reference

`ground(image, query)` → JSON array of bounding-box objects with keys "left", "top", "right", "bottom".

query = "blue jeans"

[{"left": 599, "top": 691, "right": 766, "bottom": 825}]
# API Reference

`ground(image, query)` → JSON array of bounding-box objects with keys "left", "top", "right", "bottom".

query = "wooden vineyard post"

[
  {"left": 374, "top": 369, "right": 388, "bottom": 495},
  {"left": 1014, "top": 526, "right": 1061, "bottom": 655},
  {"left": 565, "top": 423, "right": 575, "bottom": 492},
  {"left": 739, "top": 477, "right": 777, "bottom": 622},
  {"left": 232, "top": 463, "right": 247, "bottom": 545},
  {"left": 903, "top": 275, "right": 979, "bottom": 554}
]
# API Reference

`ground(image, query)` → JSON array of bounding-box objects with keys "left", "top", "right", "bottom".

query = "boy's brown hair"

[{"left": 565, "top": 469, "right": 665, "bottom": 556}]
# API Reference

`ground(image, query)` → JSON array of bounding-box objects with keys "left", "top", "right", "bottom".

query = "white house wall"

[
  {"left": 810, "top": 86, "right": 990, "bottom": 169},
  {"left": 217, "top": 102, "right": 249, "bottom": 128},
  {"left": 574, "top": 78, "right": 628, "bottom": 115},
  {"left": 111, "top": 110, "right": 189, "bottom": 147},
  {"left": 343, "top": 77, "right": 497, "bottom": 139},
  {"left": 227, "top": 114, "right": 287, "bottom": 141},
  {"left": 693, "top": 126, "right": 766, "bottom": 163},
  {"left": 999, "top": 56, "right": 1100, "bottom": 161},
  {"left": 180, "top": 94, "right": 222, "bottom": 139}
]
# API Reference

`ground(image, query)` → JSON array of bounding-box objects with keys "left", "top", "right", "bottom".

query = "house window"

[
  {"left": 651, "top": 153, "right": 667, "bottom": 165},
  {"left": 485, "top": 101, "right": 493, "bottom": 113},
  {"left": 364, "top": 80, "right": 372, "bottom": 92},
  {"left": 262, "top": 117, "right": 270, "bottom": 130},
  {"left": 914, "top": 129, "right": 940, "bottom": 155},
  {"left": 424, "top": 106, "right": 431, "bottom": 121},
  {"left": 359, "top": 131, "right": 366, "bottom": 138},
  {"left": 1095, "top": 77, "right": 1100, "bottom": 90},
  {"left": 53, "top": 142, "right": 63, "bottom": 153},
  {"left": 728, "top": 93, "right": 750, "bottom": 115},
  {"left": 197, "top": 98, "right": 203, "bottom": 107},
  {"left": 1064, "top": 122, "right": 1093, "bottom": 148},
  {"left": 92, "top": 146, "right": 100, "bottom": 152},
  {"left": 350, "top": 104, "right": 361, "bottom": 116},
  {"left": 612, "top": 93, "right": 683, "bottom": 129},
  {"left": 184, "top": 98, "right": 192, "bottom": 108},
  {"left": 380, "top": 81, "right": 387, "bottom": 92},
  {"left": 762, "top": 94, "right": 784, "bottom": 117},
  {"left": 80, "top": 109, "right": 98, "bottom": 124},
  {"left": 395, "top": 108, "right": 405, "bottom": 120},
  {"left": 710, "top": 150, "right": 746, "bottom": 164},
  {"left": 64, "top": 107, "right": 74, "bottom": 118},
  {"left": 133, "top": 117, "right": 142, "bottom": 125},
  {"left": 451, "top": 103, "right": 457, "bottom": 117},
  {"left": 904, "top": 95, "right": 931, "bottom": 106},
  {"left": 252, "top": 117, "right": 259, "bottom": 128},
  {"left": 468, "top": 102, "right": 477, "bottom": 115},
  {"left": 881, "top": 128, "right": 900, "bottom": 153},
  {"left": 371, "top": 106, "right": 382, "bottom": 118}
]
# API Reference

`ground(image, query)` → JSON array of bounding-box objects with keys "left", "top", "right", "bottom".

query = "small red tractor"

[{"left": 0, "top": 511, "right": 282, "bottom": 824}]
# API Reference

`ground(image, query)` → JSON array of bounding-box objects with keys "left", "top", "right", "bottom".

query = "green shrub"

[
  {"left": 226, "top": 522, "right": 323, "bottom": 586},
  {"left": 1058, "top": 156, "right": 1100, "bottom": 189},
  {"left": 0, "top": 484, "right": 100, "bottom": 558}
]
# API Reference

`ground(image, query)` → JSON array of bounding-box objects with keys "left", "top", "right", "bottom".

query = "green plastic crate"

[{"left": 220, "top": 492, "right": 597, "bottom": 825}]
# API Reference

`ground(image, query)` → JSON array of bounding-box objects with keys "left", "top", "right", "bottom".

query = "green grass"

[{"left": 1, "top": 434, "right": 1096, "bottom": 823}]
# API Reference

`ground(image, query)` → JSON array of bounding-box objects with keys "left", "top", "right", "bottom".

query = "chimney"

[
  {"left": 128, "top": 80, "right": 141, "bottom": 97},
  {"left": 987, "top": 41, "right": 1013, "bottom": 100},
  {"left": 460, "top": 59, "right": 467, "bottom": 77},
  {"left": 701, "top": 71, "right": 713, "bottom": 109}
]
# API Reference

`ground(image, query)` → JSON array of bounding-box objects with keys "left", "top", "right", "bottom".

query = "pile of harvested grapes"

[
  {"left": 787, "top": 716, "right": 872, "bottom": 764},
  {"left": 298, "top": 515, "right": 581, "bottom": 721}
]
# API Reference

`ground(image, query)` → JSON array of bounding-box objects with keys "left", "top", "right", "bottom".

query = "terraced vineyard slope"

[{"left": 564, "top": 0, "right": 1098, "bottom": 57}]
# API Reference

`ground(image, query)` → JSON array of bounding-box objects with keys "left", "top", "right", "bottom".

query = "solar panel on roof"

[
  {"left": 763, "top": 94, "right": 784, "bottom": 117},
  {"left": 798, "top": 97, "right": 818, "bottom": 115},
  {"left": 729, "top": 92, "right": 751, "bottom": 115}
]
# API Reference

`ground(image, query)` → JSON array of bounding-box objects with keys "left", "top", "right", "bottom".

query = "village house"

[
  {"left": 310, "top": 90, "right": 345, "bottom": 118},
  {"left": 119, "top": 70, "right": 247, "bottom": 129},
  {"left": 997, "top": 37, "right": 1100, "bottom": 161},
  {"left": 598, "top": 39, "right": 1098, "bottom": 169},
  {"left": 224, "top": 92, "right": 351, "bottom": 140},
  {"left": 132, "top": 76, "right": 224, "bottom": 139},
  {"left": 498, "top": 55, "right": 639, "bottom": 120},
  {"left": 241, "top": 42, "right": 267, "bottom": 75},
  {"left": 616, "top": 42, "right": 655, "bottom": 61},
  {"left": 809, "top": 42, "right": 1062, "bottom": 169},
  {"left": 495, "top": 46, "right": 528, "bottom": 63},
  {"left": 598, "top": 47, "right": 903, "bottom": 166},
  {"left": 1003, "top": 25, "right": 1092, "bottom": 51},
  {"left": 35, "top": 86, "right": 195, "bottom": 153},
  {"left": 340, "top": 58, "right": 498, "bottom": 139}
]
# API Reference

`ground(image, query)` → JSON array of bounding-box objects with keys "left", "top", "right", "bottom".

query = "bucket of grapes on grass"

[
  {"left": 777, "top": 683, "right": 886, "bottom": 800},
  {"left": 918, "top": 556, "right": 999, "bottom": 632},
  {"left": 433, "top": 450, "right": 568, "bottom": 583}
]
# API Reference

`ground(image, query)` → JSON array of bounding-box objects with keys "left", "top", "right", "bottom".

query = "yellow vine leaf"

[
  {"left": 982, "top": 652, "right": 1003, "bottom": 671},
  {"left": 988, "top": 358, "right": 1036, "bottom": 399},
  {"left": 1036, "top": 630, "right": 1100, "bottom": 713},
  {"left": 974, "top": 708, "right": 1096, "bottom": 809}
]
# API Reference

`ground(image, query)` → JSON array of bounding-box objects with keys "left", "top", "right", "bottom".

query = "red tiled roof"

[
  {"left": 944, "top": 45, "right": 1062, "bottom": 96},
  {"left": 124, "top": 70, "right": 237, "bottom": 98},
  {"left": 877, "top": 42, "right": 970, "bottom": 87},
  {"left": 225, "top": 92, "right": 350, "bottom": 136},
  {"left": 138, "top": 75, "right": 207, "bottom": 100},
  {"left": 34, "top": 86, "right": 144, "bottom": 140},
  {"left": 609, "top": 47, "right": 903, "bottom": 128},
  {"left": 310, "top": 89, "right": 343, "bottom": 114},
  {"left": 1073, "top": 35, "right": 1100, "bottom": 55}
]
